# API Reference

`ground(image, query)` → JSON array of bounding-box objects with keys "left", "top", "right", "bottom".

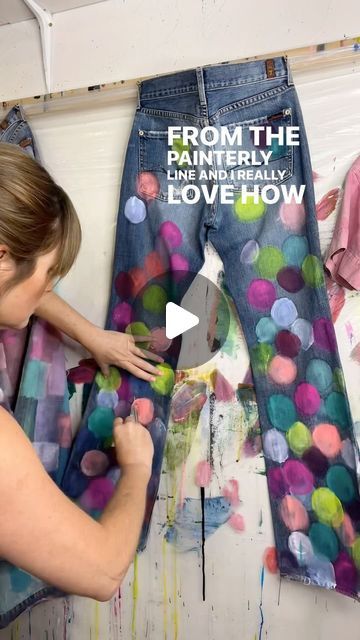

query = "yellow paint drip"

[{"left": 131, "top": 553, "right": 138, "bottom": 639}]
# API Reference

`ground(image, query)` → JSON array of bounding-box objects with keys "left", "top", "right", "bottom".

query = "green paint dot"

[
  {"left": 267, "top": 394, "right": 297, "bottom": 432},
  {"left": 287, "top": 421, "right": 312, "bottom": 456},
  {"left": 301, "top": 255, "right": 325, "bottom": 287},
  {"left": 103, "top": 436, "right": 114, "bottom": 448},
  {"left": 333, "top": 368, "right": 345, "bottom": 393},
  {"left": 88, "top": 406, "right": 115, "bottom": 439},
  {"left": 250, "top": 343, "right": 274, "bottom": 375},
  {"left": 352, "top": 537, "right": 360, "bottom": 569},
  {"left": 172, "top": 138, "right": 191, "bottom": 167},
  {"left": 95, "top": 366, "right": 122, "bottom": 392},
  {"left": 255, "top": 246, "right": 285, "bottom": 279},
  {"left": 309, "top": 522, "right": 339, "bottom": 562},
  {"left": 326, "top": 465, "right": 355, "bottom": 503},
  {"left": 142, "top": 284, "right": 168, "bottom": 314},
  {"left": 311, "top": 487, "right": 344, "bottom": 527},
  {"left": 125, "top": 321, "right": 151, "bottom": 348},
  {"left": 234, "top": 194, "right": 266, "bottom": 222},
  {"left": 325, "top": 391, "right": 349, "bottom": 430},
  {"left": 150, "top": 362, "right": 175, "bottom": 396}
]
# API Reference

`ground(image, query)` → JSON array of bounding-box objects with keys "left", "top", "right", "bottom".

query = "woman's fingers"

[
  {"left": 126, "top": 363, "right": 157, "bottom": 382},
  {"left": 130, "top": 356, "right": 162, "bottom": 376},
  {"left": 132, "top": 346, "right": 164, "bottom": 363},
  {"left": 132, "top": 335, "right": 153, "bottom": 343}
]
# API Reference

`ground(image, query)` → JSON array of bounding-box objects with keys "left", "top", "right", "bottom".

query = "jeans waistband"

[{"left": 137, "top": 56, "right": 293, "bottom": 102}]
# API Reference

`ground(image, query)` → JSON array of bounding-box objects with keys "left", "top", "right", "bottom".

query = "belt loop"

[
  {"left": 285, "top": 55, "right": 295, "bottom": 86},
  {"left": 136, "top": 80, "right": 142, "bottom": 110},
  {"left": 196, "top": 67, "right": 208, "bottom": 117}
]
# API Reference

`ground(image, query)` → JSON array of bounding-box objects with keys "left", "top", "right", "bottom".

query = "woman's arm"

[
  {"left": 0, "top": 407, "right": 152, "bottom": 601},
  {"left": 34, "top": 291, "right": 164, "bottom": 382}
]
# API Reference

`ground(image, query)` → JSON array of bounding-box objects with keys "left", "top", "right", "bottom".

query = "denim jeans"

[{"left": 61, "top": 55, "right": 360, "bottom": 598}]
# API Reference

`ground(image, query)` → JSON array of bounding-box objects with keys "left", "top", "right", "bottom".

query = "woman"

[{"left": 0, "top": 142, "right": 162, "bottom": 601}]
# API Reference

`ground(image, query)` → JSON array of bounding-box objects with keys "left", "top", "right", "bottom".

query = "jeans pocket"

[
  {"left": 221, "top": 107, "right": 294, "bottom": 192},
  {"left": 138, "top": 128, "right": 195, "bottom": 202}
]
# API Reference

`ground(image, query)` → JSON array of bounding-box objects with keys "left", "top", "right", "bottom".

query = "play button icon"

[{"left": 166, "top": 302, "right": 199, "bottom": 339}]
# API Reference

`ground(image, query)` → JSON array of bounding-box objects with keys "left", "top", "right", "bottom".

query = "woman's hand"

[
  {"left": 113, "top": 416, "right": 154, "bottom": 479},
  {"left": 83, "top": 326, "right": 164, "bottom": 382}
]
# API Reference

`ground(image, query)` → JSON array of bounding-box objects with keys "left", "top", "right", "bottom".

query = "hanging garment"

[
  {"left": 325, "top": 155, "right": 360, "bottom": 290},
  {"left": 61, "top": 56, "right": 360, "bottom": 598},
  {"left": 0, "top": 106, "right": 69, "bottom": 628}
]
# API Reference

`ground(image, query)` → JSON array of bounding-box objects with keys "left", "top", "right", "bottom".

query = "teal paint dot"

[
  {"left": 142, "top": 284, "right": 168, "bottom": 314},
  {"left": 282, "top": 235, "right": 309, "bottom": 268},
  {"left": 305, "top": 359, "right": 333, "bottom": 396},
  {"left": 95, "top": 366, "right": 122, "bottom": 392},
  {"left": 325, "top": 392, "right": 349, "bottom": 430},
  {"left": 255, "top": 317, "right": 278, "bottom": 343},
  {"left": 88, "top": 406, "right": 115, "bottom": 439},
  {"left": 22, "top": 359, "right": 47, "bottom": 399},
  {"left": 326, "top": 465, "right": 355, "bottom": 503},
  {"left": 9, "top": 567, "right": 32, "bottom": 593},
  {"left": 309, "top": 522, "right": 339, "bottom": 562},
  {"left": 267, "top": 394, "right": 297, "bottom": 431}
]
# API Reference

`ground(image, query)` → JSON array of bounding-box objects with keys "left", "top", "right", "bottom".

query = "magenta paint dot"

[
  {"left": 283, "top": 460, "right": 314, "bottom": 494},
  {"left": 277, "top": 267, "right": 304, "bottom": 293},
  {"left": 247, "top": 279, "right": 276, "bottom": 311},
  {"left": 334, "top": 551, "right": 357, "bottom": 595},
  {"left": 268, "top": 466, "right": 289, "bottom": 498},
  {"left": 80, "top": 450, "right": 110, "bottom": 477},
  {"left": 115, "top": 271, "right": 133, "bottom": 299},
  {"left": 79, "top": 477, "right": 115, "bottom": 510},
  {"left": 228, "top": 513, "right": 245, "bottom": 532},
  {"left": 170, "top": 253, "right": 189, "bottom": 274},
  {"left": 136, "top": 172, "right": 160, "bottom": 201},
  {"left": 150, "top": 327, "right": 172, "bottom": 352},
  {"left": 275, "top": 330, "right": 301, "bottom": 357},
  {"left": 159, "top": 221, "right": 182, "bottom": 249},
  {"left": 195, "top": 460, "right": 212, "bottom": 487},
  {"left": 112, "top": 302, "right": 133, "bottom": 331},
  {"left": 117, "top": 375, "right": 131, "bottom": 402},
  {"left": 294, "top": 382, "right": 321, "bottom": 416},
  {"left": 222, "top": 479, "right": 240, "bottom": 506},
  {"left": 313, "top": 317, "right": 337, "bottom": 352}
]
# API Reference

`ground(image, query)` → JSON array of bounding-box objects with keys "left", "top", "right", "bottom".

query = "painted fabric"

[
  {"left": 0, "top": 107, "right": 68, "bottom": 628},
  {"left": 60, "top": 57, "right": 360, "bottom": 598},
  {"left": 325, "top": 155, "right": 360, "bottom": 290}
]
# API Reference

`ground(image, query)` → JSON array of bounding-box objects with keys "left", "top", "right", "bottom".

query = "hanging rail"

[{"left": 1, "top": 36, "right": 359, "bottom": 116}]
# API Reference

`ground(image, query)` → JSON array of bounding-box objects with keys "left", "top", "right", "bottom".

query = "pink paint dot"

[
  {"left": 112, "top": 302, "right": 133, "bottom": 331},
  {"left": 313, "top": 317, "right": 337, "bottom": 352},
  {"left": 228, "top": 513, "right": 245, "bottom": 532},
  {"left": 195, "top": 461, "right": 212, "bottom": 487},
  {"left": 150, "top": 327, "right": 172, "bottom": 352},
  {"left": 279, "top": 201, "right": 306, "bottom": 232},
  {"left": 222, "top": 479, "right": 240, "bottom": 506},
  {"left": 144, "top": 251, "right": 165, "bottom": 279},
  {"left": 279, "top": 495, "right": 309, "bottom": 531},
  {"left": 263, "top": 547, "right": 278, "bottom": 574},
  {"left": 58, "top": 414, "right": 72, "bottom": 447},
  {"left": 247, "top": 279, "right": 277, "bottom": 311},
  {"left": 80, "top": 450, "right": 110, "bottom": 477},
  {"left": 159, "top": 221, "right": 182, "bottom": 249},
  {"left": 313, "top": 423, "right": 342, "bottom": 458},
  {"left": 268, "top": 355, "right": 297, "bottom": 385},
  {"left": 79, "top": 477, "right": 115, "bottom": 510},
  {"left": 294, "top": 382, "right": 321, "bottom": 416},
  {"left": 136, "top": 172, "right": 160, "bottom": 201},
  {"left": 131, "top": 397, "right": 154, "bottom": 425},
  {"left": 128, "top": 267, "right": 147, "bottom": 296}
]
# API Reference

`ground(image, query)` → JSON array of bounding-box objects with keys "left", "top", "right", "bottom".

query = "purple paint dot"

[
  {"left": 277, "top": 267, "right": 304, "bottom": 293},
  {"left": 313, "top": 317, "right": 337, "bottom": 352},
  {"left": 115, "top": 271, "right": 133, "bottom": 299},
  {"left": 79, "top": 477, "right": 115, "bottom": 510},
  {"left": 247, "top": 279, "right": 277, "bottom": 311},
  {"left": 283, "top": 460, "right": 314, "bottom": 494},
  {"left": 268, "top": 466, "right": 289, "bottom": 498},
  {"left": 159, "top": 221, "right": 182, "bottom": 249},
  {"left": 112, "top": 302, "right": 133, "bottom": 331},
  {"left": 275, "top": 330, "right": 301, "bottom": 357},
  {"left": 302, "top": 446, "right": 329, "bottom": 476},
  {"left": 80, "top": 450, "right": 110, "bottom": 477},
  {"left": 294, "top": 382, "right": 321, "bottom": 416},
  {"left": 117, "top": 375, "right": 131, "bottom": 402},
  {"left": 334, "top": 551, "right": 358, "bottom": 595}
]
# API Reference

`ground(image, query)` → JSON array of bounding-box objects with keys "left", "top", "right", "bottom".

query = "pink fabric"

[{"left": 324, "top": 155, "right": 360, "bottom": 290}]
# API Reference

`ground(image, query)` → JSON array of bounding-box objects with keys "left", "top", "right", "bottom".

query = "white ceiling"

[{"left": 0, "top": 0, "right": 108, "bottom": 26}]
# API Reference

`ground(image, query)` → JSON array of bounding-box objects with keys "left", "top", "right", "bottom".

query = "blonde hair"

[{"left": 0, "top": 142, "right": 81, "bottom": 294}]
